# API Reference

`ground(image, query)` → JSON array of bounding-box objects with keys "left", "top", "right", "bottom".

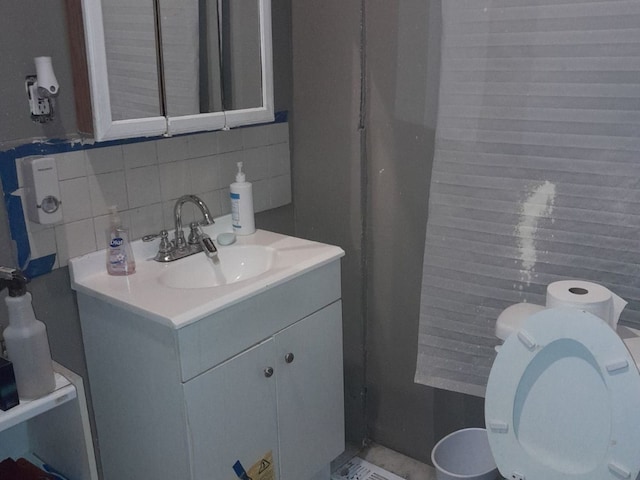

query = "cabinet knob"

[
  {"left": 285, "top": 352, "right": 295, "bottom": 364},
  {"left": 264, "top": 367, "right": 274, "bottom": 378}
]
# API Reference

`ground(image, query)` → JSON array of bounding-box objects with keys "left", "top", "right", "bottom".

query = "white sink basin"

[
  {"left": 158, "top": 245, "right": 276, "bottom": 289},
  {"left": 69, "top": 215, "right": 344, "bottom": 328}
]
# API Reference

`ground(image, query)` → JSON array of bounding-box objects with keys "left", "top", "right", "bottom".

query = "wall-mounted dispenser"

[
  {"left": 25, "top": 56, "right": 60, "bottom": 123},
  {"left": 22, "top": 157, "right": 63, "bottom": 225}
]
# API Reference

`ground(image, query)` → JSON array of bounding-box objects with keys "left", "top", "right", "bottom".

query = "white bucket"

[{"left": 431, "top": 428, "right": 499, "bottom": 480}]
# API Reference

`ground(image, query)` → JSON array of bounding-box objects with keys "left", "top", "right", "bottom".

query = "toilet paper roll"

[{"left": 546, "top": 280, "right": 627, "bottom": 329}]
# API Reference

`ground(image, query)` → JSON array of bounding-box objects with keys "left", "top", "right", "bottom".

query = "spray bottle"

[{"left": 0, "top": 267, "right": 55, "bottom": 399}]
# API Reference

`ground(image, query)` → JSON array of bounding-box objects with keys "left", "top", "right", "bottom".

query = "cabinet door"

[
  {"left": 275, "top": 301, "right": 345, "bottom": 480},
  {"left": 184, "top": 338, "right": 279, "bottom": 480}
]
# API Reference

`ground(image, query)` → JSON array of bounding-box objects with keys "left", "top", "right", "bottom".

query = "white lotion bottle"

[
  {"left": 4, "top": 292, "right": 56, "bottom": 399},
  {"left": 230, "top": 162, "right": 255, "bottom": 235}
]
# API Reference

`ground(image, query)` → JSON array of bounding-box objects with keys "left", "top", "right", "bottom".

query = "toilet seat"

[{"left": 485, "top": 308, "right": 640, "bottom": 480}]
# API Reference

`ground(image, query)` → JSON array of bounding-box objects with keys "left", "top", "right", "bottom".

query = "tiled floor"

[{"left": 333, "top": 443, "right": 437, "bottom": 480}]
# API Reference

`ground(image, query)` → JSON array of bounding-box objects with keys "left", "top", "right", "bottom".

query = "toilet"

[{"left": 485, "top": 307, "right": 640, "bottom": 480}]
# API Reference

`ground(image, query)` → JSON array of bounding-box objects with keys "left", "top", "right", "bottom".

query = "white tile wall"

[
  {"left": 187, "top": 156, "right": 219, "bottom": 194},
  {"left": 89, "top": 171, "right": 129, "bottom": 216},
  {"left": 16, "top": 122, "right": 291, "bottom": 268},
  {"left": 59, "top": 177, "right": 92, "bottom": 222},
  {"left": 126, "top": 165, "right": 162, "bottom": 208},
  {"left": 270, "top": 174, "right": 293, "bottom": 207},
  {"left": 55, "top": 218, "right": 97, "bottom": 267},
  {"left": 157, "top": 136, "right": 189, "bottom": 164},
  {"left": 187, "top": 131, "right": 219, "bottom": 158},
  {"left": 129, "top": 203, "right": 165, "bottom": 240},
  {"left": 56, "top": 150, "right": 87, "bottom": 180},
  {"left": 123, "top": 142, "right": 158, "bottom": 169},
  {"left": 85, "top": 145, "right": 124, "bottom": 174},
  {"left": 218, "top": 129, "right": 243, "bottom": 153}
]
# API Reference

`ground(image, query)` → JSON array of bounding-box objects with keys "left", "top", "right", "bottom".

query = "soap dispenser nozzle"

[
  {"left": 0, "top": 267, "right": 29, "bottom": 297},
  {"left": 235, "top": 162, "right": 246, "bottom": 182}
]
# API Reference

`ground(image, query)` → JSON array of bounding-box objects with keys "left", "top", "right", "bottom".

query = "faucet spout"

[
  {"left": 174, "top": 195, "right": 214, "bottom": 249},
  {"left": 198, "top": 232, "right": 218, "bottom": 259}
]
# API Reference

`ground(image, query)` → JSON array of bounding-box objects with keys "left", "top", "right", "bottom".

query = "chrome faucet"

[
  {"left": 143, "top": 195, "right": 216, "bottom": 262},
  {"left": 173, "top": 195, "right": 215, "bottom": 250}
]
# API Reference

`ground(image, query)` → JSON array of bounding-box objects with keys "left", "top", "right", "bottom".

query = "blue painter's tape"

[
  {"left": 39, "top": 461, "right": 70, "bottom": 480},
  {"left": 242, "top": 110, "right": 288, "bottom": 129},
  {"left": 24, "top": 254, "right": 56, "bottom": 279},
  {"left": 232, "top": 460, "right": 251, "bottom": 480},
  {"left": 274, "top": 110, "right": 288, "bottom": 123},
  {"left": 0, "top": 150, "right": 19, "bottom": 194}
]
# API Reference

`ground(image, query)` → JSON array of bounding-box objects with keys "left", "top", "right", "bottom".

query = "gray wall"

[
  {"left": 364, "top": 1, "right": 437, "bottom": 458},
  {"left": 0, "top": 1, "right": 78, "bottom": 146},
  {"left": 291, "top": 0, "right": 368, "bottom": 445},
  {"left": 291, "top": 0, "right": 485, "bottom": 463},
  {"left": 271, "top": 0, "right": 293, "bottom": 113}
]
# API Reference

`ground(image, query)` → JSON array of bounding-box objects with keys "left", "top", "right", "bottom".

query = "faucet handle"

[
  {"left": 143, "top": 230, "right": 173, "bottom": 252},
  {"left": 142, "top": 232, "right": 162, "bottom": 242},
  {"left": 145, "top": 230, "right": 175, "bottom": 262},
  {"left": 157, "top": 230, "right": 173, "bottom": 253},
  {"left": 152, "top": 230, "right": 176, "bottom": 262},
  {"left": 188, "top": 222, "right": 201, "bottom": 245}
]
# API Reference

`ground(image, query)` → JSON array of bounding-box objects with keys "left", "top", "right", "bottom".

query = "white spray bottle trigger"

[{"left": 235, "top": 162, "right": 246, "bottom": 183}]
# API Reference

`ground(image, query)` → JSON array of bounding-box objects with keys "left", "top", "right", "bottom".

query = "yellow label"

[{"left": 246, "top": 451, "right": 275, "bottom": 480}]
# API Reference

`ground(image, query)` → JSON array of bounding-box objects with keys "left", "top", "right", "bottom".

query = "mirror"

[
  {"left": 161, "top": 0, "right": 263, "bottom": 116},
  {"left": 101, "top": 0, "right": 162, "bottom": 121},
  {"left": 82, "top": 0, "right": 273, "bottom": 141},
  {"left": 218, "top": 1, "right": 263, "bottom": 111}
]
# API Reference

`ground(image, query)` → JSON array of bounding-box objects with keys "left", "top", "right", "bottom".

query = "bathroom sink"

[
  {"left": 158, "top": 245, "right": 276, "bottom": 289},
  {"left": 69, "top": 214, "right": 344, "bottom": 328}
]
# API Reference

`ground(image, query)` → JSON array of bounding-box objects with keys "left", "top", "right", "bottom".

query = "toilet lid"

[{"left": 485, "top": 308, "right": 640, "bottom": 480}]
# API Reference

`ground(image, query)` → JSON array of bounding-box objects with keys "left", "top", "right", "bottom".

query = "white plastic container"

[
  {"left": 4, "top": 293, "right": 56, "bottom": 399},
  {"left": 106, "top": 206, "right": 135, "bottom": 275},
  {"left": 431, "top": 428, "right": 499, "bottom": 480},
  {"left": 229, "top": 162, "right": 255, "bottom": 235}
]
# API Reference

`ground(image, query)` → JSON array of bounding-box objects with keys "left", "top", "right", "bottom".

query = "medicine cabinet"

[{"left": 77, "top": 0, "right": 274, "bottom": 141}]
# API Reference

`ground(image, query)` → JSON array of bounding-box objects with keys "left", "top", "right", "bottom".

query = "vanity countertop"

[{"left": 69, "top": 216, "right": 344, "bottom": 329}]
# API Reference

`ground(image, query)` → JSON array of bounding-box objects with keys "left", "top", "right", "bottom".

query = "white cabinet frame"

[{"left": 81, "top": 0, "right": 274, "bottom": 141}]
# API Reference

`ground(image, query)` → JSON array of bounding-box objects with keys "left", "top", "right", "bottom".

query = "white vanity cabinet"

[
  {"left": 75, "top": 258, "right": 344, "bottom": 480},
  {"left": 185, "top": 301, "right": 344, "bottom": 480}
]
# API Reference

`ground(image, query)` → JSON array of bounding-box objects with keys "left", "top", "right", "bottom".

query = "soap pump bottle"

[
  {"left": 106, "top": 206, "right": 135, "bottom": 275},
  {"left": 0, "top": 267, "right": 55, "bottom": 399},
  {"left": 229, "top": 162, "right": 255, "bottom": 235}
]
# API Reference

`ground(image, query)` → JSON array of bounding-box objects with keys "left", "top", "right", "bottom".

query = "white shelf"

[{"left": 0, "top": 372, "right": 77, "bottom": 433}]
